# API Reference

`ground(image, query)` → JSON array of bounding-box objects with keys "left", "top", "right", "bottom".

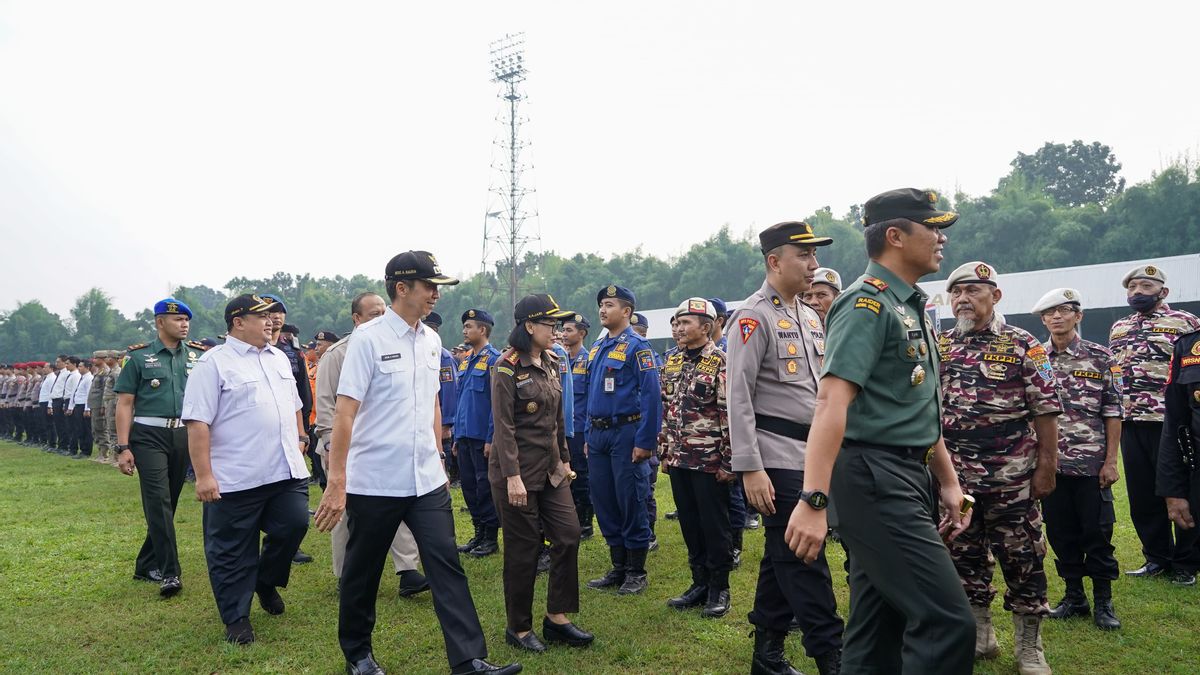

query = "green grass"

[{"left": 0, "top": 441, "right": 1197, "bottom": 674}]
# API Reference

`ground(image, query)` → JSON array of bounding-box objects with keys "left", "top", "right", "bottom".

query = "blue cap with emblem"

[
  {"left": 153, "top": 297, "right": 193, "bottom": 320},
  {"left": 596, "top": 284, "right": 636, "bottom": 308},
  {"left": 260, "top": 293, "right": 288, "bottom": 314},
  {"left": 461, "top": 309, "right": 495, "bottom": 327},
  {"left": 566, "top": 313, "right": 591, "bottom": 330},
  {"left": 631, "top": 312, "right": 649, "bottom": 328},
  {"left": 707, "top": 297, "right": 728, "bottom": 318}
]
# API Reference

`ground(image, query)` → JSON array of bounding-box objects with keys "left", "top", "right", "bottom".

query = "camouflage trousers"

[
  {"left": 90, "top": 405, "right": 108, "bottom": 459},
  {"left": 102, "top": 398, "right": 118, "bottom": 453},
  {"left": 947, "top": 481, "right": 1049, "bottom": 615}
]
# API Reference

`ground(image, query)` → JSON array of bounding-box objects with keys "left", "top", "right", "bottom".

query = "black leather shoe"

[
  {"left": 701, "top": 588, "right": 731, "bottom": 618},
  {"left": 257, "top": 586, "right": 285, "bottom": 615},
  {"left": 225, "top": 618, "right": 255, "bottom": 645},
  {"left": 159, "top": 575, "right": 182, "bottom": 598},
  {"left": 666, "top": 583, "right": 709, "bottom": 610},
  {"left": 292, "top": 549, "right": 313, "bottom": 564},
  {"left": 664, "top": 510, "right": 679, "bottom": 520},
  {"left": 1125, "top": 561, "right": 1166, "bottom": 577},
  {"left": 346, "top": 652, "right": 385, "bottom": 675},
  {"left": 451, "top": 658, "right": 523, "bottom": 674},
  {"left": 1093, "top": 599, "right": 1121, "bottom": 630},
  {"left": 132, "top": 569, "right": 163, "bottom": 583},
  {"left": 397, "top": 570, "right": 430, "bottom": 597},
  {"left": 505, "top": 629, "right": 546, "bottom": 653},
  {"left": 542, "top": 617, "right": 594, "bottom": 647},
  {"left": 1047, "top": 594, "right": 1089, "bottom": 619},
  {"left": 468, "top": 538, "right": 499, "bottom": 557},
  {"left": 1171, "top": 570, "right": 1197, "bottom": 586},
  {"left": 618, "top": 572, "right": 648, "bottom": 595}
]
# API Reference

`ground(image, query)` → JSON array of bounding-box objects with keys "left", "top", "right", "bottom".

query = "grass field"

[{"left": 1, "top": 441, "right": 1197, "bottom": 674}]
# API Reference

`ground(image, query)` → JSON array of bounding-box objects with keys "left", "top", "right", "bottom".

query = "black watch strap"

[
  {"left": 116, "top": 444, "right": 130, "bottom": 452},
  {"left": 800, "top": 489, "right": 829, "bottom": 510}
]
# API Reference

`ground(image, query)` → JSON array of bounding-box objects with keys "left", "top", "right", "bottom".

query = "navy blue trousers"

[{"left": 587, "top": 424, "right": 652, "bottom": 550}]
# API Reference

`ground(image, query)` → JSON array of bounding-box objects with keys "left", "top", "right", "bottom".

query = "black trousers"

[
  {"left": 339, "top": 486, "right": 487, "bottom": 668},
  {"left": 567, "top": 434, "right": 591, "bottom": 513},
  {"left": 1122, "top": 421, "right": 1200, "bottom": 570},
  {"left": 34, "top": 403, "right": 49, "bottom": 443},
  {"left": 71, "top": 404, "right": 92, "bottom": 455},
  {"left": 202, "top": 478, "right": 309, "bottom": 625},
  {"left": 492, "top": 478, "right": 581, "bottom": 632},
  {"left": 50, "top": 398, "right": 66, "bottom": 447},
  {"left": 670, "top": 468, "right": 733, "bottom": 589},
  {"left": 831, "top": 445, "right": 975, "bottom": 675},
  {"left": 1042, "top": 474, "right": 1119, "bottom": 581},
  {"left": 130, "top": 424, "right": 190, "bottom": 577},
  {"left": 748, "top": 468, "right": 844, "bottom": 658}
]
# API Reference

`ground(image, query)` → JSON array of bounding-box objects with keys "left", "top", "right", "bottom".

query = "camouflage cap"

[
  {"left": 92, "top": 350, "right": 106, "bottom": 358},
  {"left": 1122, "top": 264, "right": 1165, "bottom": 288},
  {"left": 946, "top": 261, "right": 998, "bottom": 289},
  {"left": 1031, "top": 288, "right": 1082, "bottom": 314}
]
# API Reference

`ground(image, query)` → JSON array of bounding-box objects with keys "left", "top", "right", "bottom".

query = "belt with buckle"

[
  {"left": 846, "top": 441, "right": 933, "bottom": 465},
  {"left": 133, "top": 416, "right": 184, "bottom": 429},
  {"left": 590, "top": 413, "right": 642, "bottom": 430}
]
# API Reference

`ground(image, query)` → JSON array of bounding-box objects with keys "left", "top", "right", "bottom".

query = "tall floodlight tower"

[{"left": 482, "top": 32, "right": 539, "bottom": 313}]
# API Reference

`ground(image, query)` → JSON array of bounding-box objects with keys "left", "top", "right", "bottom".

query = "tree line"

[{"left": 3, "top": 141, "right": 1197, "bottom": 362}]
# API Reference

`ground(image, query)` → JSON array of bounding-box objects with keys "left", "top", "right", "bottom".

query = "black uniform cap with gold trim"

[
  {"left": 385, "top": 250, "right": 459, "bottom": 285},
  {"left": 759, "top": 221, "right": 833, "bottom": 253},
  {"left": 224, "top": 294, "right": 283, "bottom": 323},
  {"left": 863, "top": 188, "right": 958, "bottom": 228},
  {"left": 514, "top": 294, "right": 574, "bottom": 323}
]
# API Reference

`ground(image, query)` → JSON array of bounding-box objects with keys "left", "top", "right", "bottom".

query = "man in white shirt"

[
  {"left": 182, "top": 294, "right": 312, "bottom": 646},
  {"left": 37, "top": 362, "right": 57, "bottom": 448},
  {"left": 314, "top": 292, "right": 428, "bottom": 598},
  {"left": 48, "top": 356, "right": 72, "bottom": 451},
  {"left": 68, "top": 358, "right": 94, "bottom": 457},
  {"left": 57, "top": 357, "right": 81, "bottom": 454},
  {"left": 315, "top": 251, "right": 520, "bottom": 675}
]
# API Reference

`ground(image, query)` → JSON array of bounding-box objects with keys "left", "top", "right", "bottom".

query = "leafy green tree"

[
  {"left": 0, "top": 301, "right": 67, "bottom": 362},
  {"left": 1008, "top": 140, "right": 1125, "bottom": 207}
]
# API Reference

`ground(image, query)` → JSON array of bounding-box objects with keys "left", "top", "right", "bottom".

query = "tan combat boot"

[
  {"left": 1013, "top": 613, "right": 1052, "bottom": 675},
  {"left": 970, "top": 604, "right": 999, "bottom": 659}
]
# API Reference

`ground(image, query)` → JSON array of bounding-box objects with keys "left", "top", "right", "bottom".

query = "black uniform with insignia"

[{"left": 1156, "top": 330, "right": 1200, "bottom": 580}]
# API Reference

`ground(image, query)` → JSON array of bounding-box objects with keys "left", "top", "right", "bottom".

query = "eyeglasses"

[{"left": 1040, "top": 306, "right": 1078, "bottom": 317}]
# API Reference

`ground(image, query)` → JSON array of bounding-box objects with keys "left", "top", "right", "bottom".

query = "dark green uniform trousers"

[
  {"left": 130, "top": 423, "right": 190, "bottom": 578},
  {"left": 830, "top": 444, "right": 975, "bottom": 675}
]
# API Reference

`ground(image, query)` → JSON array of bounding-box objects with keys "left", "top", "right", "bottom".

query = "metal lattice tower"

[{"left": 481, "top": 32, "right": 539, "bottom": 313}]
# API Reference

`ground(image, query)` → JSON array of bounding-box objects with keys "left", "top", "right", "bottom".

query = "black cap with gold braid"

[{"left": 758, "top": 221, "right": 833, "bottom": 254}]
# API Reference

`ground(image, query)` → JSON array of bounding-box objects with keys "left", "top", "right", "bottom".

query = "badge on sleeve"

[
  {"left": 440, "top": 367, "right": 453, "bottom": 382},
  {"left": 1026, "top": 344, "right": 1054, "bottom": 384},
  {"left": 637, "top": 350, "right": 655, "bottom": 371},
  {"left": 739, "top": 317, "right": 759, "bottom": 343}
]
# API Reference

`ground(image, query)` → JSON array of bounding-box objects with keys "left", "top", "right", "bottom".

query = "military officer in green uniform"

[
  {"left": 785, "top": 188, "right": 976, "bottom": 674},
  {"left": 114, "top": 297, "right": 209, "bottom": 598}
]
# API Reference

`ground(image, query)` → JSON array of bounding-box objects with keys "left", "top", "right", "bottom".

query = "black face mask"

[{"left": 1127, "top": 293, "right": 1160, "bottom": 313}]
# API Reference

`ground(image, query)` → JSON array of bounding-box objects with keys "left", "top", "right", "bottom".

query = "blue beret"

[
  {"left": 461, "top": 309, "right": 494, "bottom": 326},
  {"left": 153, "top": 297, "right": 193, "bottom": 319},
  {"left": 707, "top": 297, "right": 728, "bottom": 318},
  {"left": 596, "top": 284, "right": 636, "bottom": 307},
  {"left": 260, "top": 293, "right": 288, "bottom": 314},
  {"left": 631, "top": 313, "right": 649, "bottom": 328},
  {"left": 566, "top": 313, "right": 591, "bottom": 330}
]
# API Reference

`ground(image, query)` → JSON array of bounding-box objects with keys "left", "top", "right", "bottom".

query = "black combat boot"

[
  {"left": 813, "top": 648, "right": 842, "bottom": 675},
  {"left": 586, "top": 546, "right": 626, "bottom": 589},
  {"left": 579, "top": 505, "right": 594, "bottom": 540},
  {"left": 1092, "top": 578, "right": 1121, "bottom": 630},
  {"left": 667, "top": 566, "right": 708, "bottom": 610},
  {"left": 457, "top": 523, "right": 483, "bottom": 553},
  {"left": 750, "top": 628, "right": 802, "bottom": 675},
  {"left": 618, "top": 548, "right": 648, "bottom": 595},
  {"left": 467, "top": 526, "right": 499, "bottom": 557},
  {"left": 1047, "top": 577, "right": 1090, "bottom": 619}
]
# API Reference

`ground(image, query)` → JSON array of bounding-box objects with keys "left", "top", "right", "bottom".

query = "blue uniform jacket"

[
  {"left": 583, "top": 326, "right": 663, "bottom": 450},
  {"left": 454, "top": 343, "right": 501, "bottom": 443},
  {"left": 551, "top": 343, "right": 575, "bottom": 438},
  {"left": 570, "top": 347, "right": 589, "bottom": 438},
  {"left": 438, "top": 347, "right": 458, "bottom": 428}
]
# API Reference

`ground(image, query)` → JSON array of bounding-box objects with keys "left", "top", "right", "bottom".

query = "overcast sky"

[{"left": 2, "top": 1, "right": 1198, "bottom": 318}]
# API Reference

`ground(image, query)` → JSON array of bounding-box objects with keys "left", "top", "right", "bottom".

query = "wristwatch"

[
  {"left": 799, "top": 489, "right": 829, "bottom": 510},
  {"left": 116, "top": 444, "right": 130, "bottom": 452}
]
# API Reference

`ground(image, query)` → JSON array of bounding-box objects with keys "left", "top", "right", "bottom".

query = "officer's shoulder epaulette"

[
  {"left": 186, "top": 340, "right": 210, "bottom": 351},
  {"left": 861, "top": 277, "right": 888, "bottom": 294},
  {"left": 502, "top": 349, "right": 520, "bottom": 366},
  {"left": 126, "top": 342, "right": 149, "bottom": 352}
]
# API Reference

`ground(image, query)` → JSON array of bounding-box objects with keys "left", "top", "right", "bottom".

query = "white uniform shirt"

[
  {"left": 38, "top": 372, "right": 57, "bottom": 403},
  {"left": 50, "top": 369, "right": 70, "bottom": 399},
  {"left": 181, "top": 335, "right": 310, "bottom": 493},
  {"left": 337, "top": 307, "right": 445, "bottom": 497},
  {"left": 73, "top": 372, "right": 93, "bottom": 408}
]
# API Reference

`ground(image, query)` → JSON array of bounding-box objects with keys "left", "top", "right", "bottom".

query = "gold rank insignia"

[
  {"left": 526, "top": 402, "right": 538, "bottom": 413},
  {"left": 910, "top": 364, "right": 925, "bottom": 386},
  {"left": 778, "top": 319, "right": 793, "bottom": 329},
  {"left": 787, "top": 343, "right": 798, "bottom": 356},
  {"left": 786, "top": 360, "right": 798, "bottom": 374},
  {"left": 906, "top": 345, "right": 917, "bottom": 358}
]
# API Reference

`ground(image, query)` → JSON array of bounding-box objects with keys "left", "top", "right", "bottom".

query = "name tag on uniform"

[
  {"left": 604, "top": 376, "right": 615, "bottom": 393},
  {"left": 381, "top": 353, "right": 402, "bottom": 362}
]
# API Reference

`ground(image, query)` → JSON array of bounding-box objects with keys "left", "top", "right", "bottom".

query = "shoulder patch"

[
  {"left": 738, "top": 317, "right": 760, "bottom": 343},
  {"left": 504, "top": 351, "right": 519, "bottom": 365},
  {"left": 186, "top": 340, "right": 210, "bottom": 351},
  {"left": 495, "top": 366, "right": 515, "bottom": 377},
  {"left": 637, "top": 350, "right": 655, "bottom": 371},
  {"left": 863, "top": 277, "right": 888, "bottom": 294},
  {"left": 126, "top": 343, "right": 149, "bottom": 351},
  {"left": 853, "top": 297, "right": 881, "bottom": 314}
]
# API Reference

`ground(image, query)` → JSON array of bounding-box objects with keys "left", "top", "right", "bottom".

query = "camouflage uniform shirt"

[
  {"left": 939, "top": 321, "right": 1062, "bottom": 491},
  {"left": 1108, "top": 304, "right": 1200, "bottom": 422},
  {"left": 1046, "top": 336, "right": 1123, "bottom": 477},
  {"left": 658, "top": 340, "right": 731, "bottom": 474}
]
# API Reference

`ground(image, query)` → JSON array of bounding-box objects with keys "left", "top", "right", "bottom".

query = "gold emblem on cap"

[
  {"left": 825, "top": 271, "right": 836, "bottom": 282},
  {"left": 928, "top": 191, "right": 938, "bottom": 203},
  {"left": 526, "top": 402, "right": 538, "bottom": 413},
  {"left": 606, "top": 285, "right": 617, "bottom": 297},
  {"left": 1145, "top": 265, "right": 1158, "bottom": 277},
  {"left": 786, "top": 360, "right": 798, "bottom": 374},
  {"left": 975, "top": 264, "right": 992, "bottom": 280},
  {"left": 631, "top": 315, "right": 639, "bottom": 324},
  {"left": 468, "top": 309, "right": 476, "bottom": 318},
  {"left": 1063, "top": 290, "right": 1075, "bottom": 300},
  {"left": 167, "top": 303, "right": 178, "bottom": 313},
  {"left": 574, "top": 314, "right": 582, "bottom": 322}
]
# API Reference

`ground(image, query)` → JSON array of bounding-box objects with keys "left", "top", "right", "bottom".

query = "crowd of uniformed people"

[{"left": 2, "top": 187, "right": 1199, "bottom": 675}]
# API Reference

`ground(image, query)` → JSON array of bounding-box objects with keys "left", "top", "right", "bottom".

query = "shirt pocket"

[
  {"left": 378, "top": 358, "right": 411, "bottom": 400},
  {"left": 224, "top": 371, "right": 261, "bottom": 409},
  {"left": 469, "top": 368, "right": 488, "bottom": 392}
]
